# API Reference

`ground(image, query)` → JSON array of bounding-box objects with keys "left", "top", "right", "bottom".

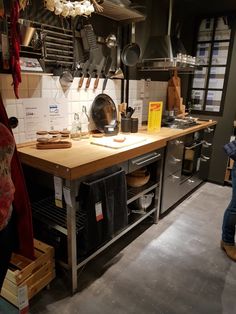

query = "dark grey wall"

[
  {"left": 208, "top": 22, "right": 236, "bottom": 184},
  {"left": 130, "top": 0, "right": 236, "bottom": 184}
]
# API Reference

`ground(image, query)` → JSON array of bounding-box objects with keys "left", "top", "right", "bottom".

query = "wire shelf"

[
  {"left": 32, "top": 196, "right": 86, "bottom": 235},
  {"left": 127, "top": 181, "right": 158, "bottom": 204}
]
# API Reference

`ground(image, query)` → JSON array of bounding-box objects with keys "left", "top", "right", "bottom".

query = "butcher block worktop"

[{"left": 17, "top": 121, "right": 216, "bottom": 180}]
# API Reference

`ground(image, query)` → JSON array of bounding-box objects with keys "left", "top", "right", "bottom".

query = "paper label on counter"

[
  {"left": 54, "top": 176, "right": 63, "bottom": 208},
  {"left": 95, "top": 202, "right": 103, "bottom": 222}
]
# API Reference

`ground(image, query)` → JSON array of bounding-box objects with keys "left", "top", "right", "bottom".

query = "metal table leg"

[{"left": 65, "top": 179, "right": 78, "bottom": 294}]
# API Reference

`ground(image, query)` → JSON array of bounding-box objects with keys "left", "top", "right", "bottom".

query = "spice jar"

[
  {"left": 36, "top": 131, "right": 48, "bottom": 142},
  {"left": 71, "top": 113, "right": 81, "bottom": 140},
  {"left": 60, "top": 129, "right": 71, "bottom": 139},
  {"left": 48, "top": 130, "right": 60, "bottom": 141},
  {"left": 80, "top": 106, "right": 89, "bottom": 139}
]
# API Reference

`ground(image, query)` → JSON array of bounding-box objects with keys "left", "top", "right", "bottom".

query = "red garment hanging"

[{"left": 0, "top": 94, "right": 34, "bottom": 259}]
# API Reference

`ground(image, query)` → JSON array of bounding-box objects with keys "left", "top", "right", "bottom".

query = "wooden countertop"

[{"left": 18, "top": 120, "right": 216, "bottom": 180}]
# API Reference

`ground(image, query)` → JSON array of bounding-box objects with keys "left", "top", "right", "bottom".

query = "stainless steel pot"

[
  {"left": 134, "top": 193, "right": 154, "bottom": 211},
  {"left": 18, "top": 19, "right": 36, "bottom": 47}
]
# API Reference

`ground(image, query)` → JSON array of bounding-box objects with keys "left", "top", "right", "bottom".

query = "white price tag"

[
  {"left": 54, "top": 176, "right": 63, "bottom": 208},
  {"left": 95, "top": 202, "right": 103, "bottom": 222},
  {"left": 18, "top": 285, "right": 29, "bottom": 311},
  {"left": 63, "top": 186, "right": 72, "bottom": 207}
]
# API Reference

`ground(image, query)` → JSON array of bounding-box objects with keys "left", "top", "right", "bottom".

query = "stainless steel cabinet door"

[
  {"left": 161, "top": 169, "right": 182, "bottom": 214},
  {"left": 164, "top": 139, "right": 184, "bottom": 177}
]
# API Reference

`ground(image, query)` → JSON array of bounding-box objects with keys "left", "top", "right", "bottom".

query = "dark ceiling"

[{"left": 175, "top": 0, "right": 236, "bottom": 15}]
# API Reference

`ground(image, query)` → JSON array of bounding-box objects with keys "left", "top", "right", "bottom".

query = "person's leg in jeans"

[
  {"left": 221, "top": 162, "right": 236, "bottom": 260},
  {"left": 0, "top": 216, "right": 16, "bottom": 291}
]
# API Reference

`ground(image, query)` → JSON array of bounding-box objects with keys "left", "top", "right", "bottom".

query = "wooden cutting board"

[
  {"left": 90, "top": 135, "right": 147, "bottom": 149},
  {"left": 36, "top": 141, "right": 72, "bottom": 149},
  {"left": 167, "top": 70, "right": 181, "bottom": 112}
]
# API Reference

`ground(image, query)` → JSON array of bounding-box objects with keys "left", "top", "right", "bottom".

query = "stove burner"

[{"left": 162, "top": 118, "right": 199, "bottom": 129}]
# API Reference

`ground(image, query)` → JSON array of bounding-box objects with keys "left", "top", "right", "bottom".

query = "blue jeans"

[{"left": 222, "top": 162, "right": 236, "bottom": 244}]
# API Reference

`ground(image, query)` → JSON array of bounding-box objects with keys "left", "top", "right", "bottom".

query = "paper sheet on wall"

[
  {"left": 48, "top": 100, "right": 68, "bottom": 130},
  {"left": 20, "top": 98, "right": 68, "bottom": 141}
]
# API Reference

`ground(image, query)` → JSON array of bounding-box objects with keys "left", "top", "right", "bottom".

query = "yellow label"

[
  {"left": 55, "top": 199, "right": 63, "bottom": 208},
  {"left": 147, "top": 101, "right": 163, "bottom": 132}
]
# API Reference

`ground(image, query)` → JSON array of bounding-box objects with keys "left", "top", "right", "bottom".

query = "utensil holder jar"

[{"left": 121, "top": 117, "right": 131, "bottom": 133}]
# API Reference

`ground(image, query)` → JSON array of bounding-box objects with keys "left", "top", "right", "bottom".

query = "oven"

[
  {"left": 161, "top": 126, "right": 215, "bottom": 215},
  {"left": 182, "top": 131, "right": 204, "bottom": 176}
]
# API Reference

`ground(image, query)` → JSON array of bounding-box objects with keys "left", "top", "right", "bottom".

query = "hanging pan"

[
  {"left": 121, "top": 22, "right": 141, "bottom": 67},
  {"left": 91, "top": 93, "right": 117, "bottom": 132}
]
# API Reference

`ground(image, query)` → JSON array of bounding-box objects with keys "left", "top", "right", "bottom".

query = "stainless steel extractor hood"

[
  {"left": 98, "top": 0, "right": 146, "bottom": 23},
  {"left": 139, "top": 0, "right": 199, "bottom": 71}
]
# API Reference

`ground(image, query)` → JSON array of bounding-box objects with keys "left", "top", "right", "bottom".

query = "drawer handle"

[
  {"left": 174, "top": 140, "right": 184, "bottom": 145},
  {"left": 200, "top": 154, "right": 210, "bottom": 162},
  {"left": 202, "top": 141, "right": 212, "bottom": 148},
  {"left": 134, "top": 154, "right": 161, "bottom": 166},
  {"left": 187, "top": 179, "right": 195, "bottom": 184},
  {"left": 185, "top": 141, "right": 203, "bottom": 150},
  {"left": 171, "top": 156, "right": 182, "bottom": 164},
  {"left": 171, "top": 174, "right": 180, "bottom": 180},
  {"left": 204, "top": 127, "right": 214, "bottom": 133}
]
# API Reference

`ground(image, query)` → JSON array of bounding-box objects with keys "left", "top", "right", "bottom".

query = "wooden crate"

[{"left": 1, "top": 239, "right": 55, "bottom": 311}]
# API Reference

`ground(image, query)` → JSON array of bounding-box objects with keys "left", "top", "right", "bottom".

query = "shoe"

[{"left": 221, "top": 240, "right": 236, "bottom": 261}]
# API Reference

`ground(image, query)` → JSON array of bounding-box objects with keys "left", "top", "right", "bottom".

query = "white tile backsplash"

[
  {"left": 5, "top": 104, "right": 17, "bottom": 117},
  {"left": 16, "top": 103, "right": 24, "bottom": 119},
  {"left": 28, "top": 89, "right": 41, "bottom": 98},
  {"left": 128, "top": 80, "right": 167, "bottom": 122},
  {"left": 13, "top": 118, "right": 25, "bottom": 133},
  {"left": 19, "top": 133, "right": 26, "bottom": 143},
  {"left": 26, "top": 75, "right": 41, "bottom": 90},
  {"left": 0, "top": 74, "right": 167, "bottom": 143}
]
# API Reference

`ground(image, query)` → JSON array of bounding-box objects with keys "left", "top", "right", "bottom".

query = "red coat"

[{"left": 0, "top": 94, "right": 34, "bottom": 259}]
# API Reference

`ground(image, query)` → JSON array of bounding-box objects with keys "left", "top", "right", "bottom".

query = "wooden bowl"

[{"left": 126, "top": 171, "right": 150, "bottom": 188}]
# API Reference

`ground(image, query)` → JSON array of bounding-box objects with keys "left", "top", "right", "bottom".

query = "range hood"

[
  {"left": 139, "top": 0, "right": 199, "bottom": 71},
  {"left": 98, "top": 0, "right": 146, "bottom": 23}
]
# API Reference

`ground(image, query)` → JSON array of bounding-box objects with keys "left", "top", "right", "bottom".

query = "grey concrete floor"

[{"left": 23, "top": 183, "right": 236, "bottom": 313}]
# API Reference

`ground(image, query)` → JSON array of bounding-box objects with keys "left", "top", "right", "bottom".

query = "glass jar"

[
  {"left": 71, "top": 113, "right": 81, "bottom": 140},
  {"left": 60, "top": 129, "right": 71, "bottom": 140},
  {"left": 48, "top": 130, "right": 60, "bottom": 141},
  {"left": 80, "top": 106, "right": 90, "bottom": 139},
  {"left": 36, "top": 131, "right": 48, "bottom": 142}
]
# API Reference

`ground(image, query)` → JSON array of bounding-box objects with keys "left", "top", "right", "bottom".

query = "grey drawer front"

[
  {"left": 161, "top": 169, "right": 182, "bottom": 214},
  {"left": 199, "top": 157, "right": 211, "bottom": 180},
  {"left": 203, "top": 127, "right": 215, "bottom": 143},
  {"left": 201, "top": 142, "right": 213, "bottom": 157},
  {"left": 179, "top": 176, "right": 202, "bottom": 199},
  {"left": 128, "top": 149, "right": 162, "bottom": 173},
  {"left": 164, "top": 154, "right": 183, "bottom": 177},
  {"left": 164, "top": 139, "right": 184, "bottom": 177}
]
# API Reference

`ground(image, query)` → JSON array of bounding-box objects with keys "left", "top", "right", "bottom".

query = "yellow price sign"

[{"left": 147, "top": 101, "right": 163, "bottom": 132}]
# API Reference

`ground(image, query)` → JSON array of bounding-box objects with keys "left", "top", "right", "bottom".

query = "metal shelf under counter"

[
  {"left": 127, "top": 181, "right": 159, "bottom": 205},
  {"left": 32, "top": 196, "right": 86, "bottom": 236}
]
